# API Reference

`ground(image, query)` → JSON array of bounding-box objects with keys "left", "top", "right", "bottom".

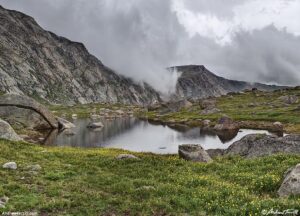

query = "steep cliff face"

[
  {"left": 0, "top": 5, "right": 160, "bottom": 105},
  {"left": 172, "top": 65, "right": 285, "bottom": 100}
]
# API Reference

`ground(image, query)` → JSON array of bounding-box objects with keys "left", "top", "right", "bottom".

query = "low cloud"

[
  {"left": 1, "top": 0, "right": 300, "bottom": 92},
  {"left": 172, "top": 0, "right": 300, "bottom": 45}
]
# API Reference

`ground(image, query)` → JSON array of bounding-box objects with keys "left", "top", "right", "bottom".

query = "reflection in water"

[
  {"left": 216, "top": 129, "right": 239, "bottom": 143},
  {"left": 167, "top": 124, "right": 191, "bottom": 132},
  {"left": 48, "top": 117, "right": 140, "bottom": 148},
  {"left": 44, "top": 118, "right": 275, "bottom": 154},
  {"left": 43, "top": 129, "right": 59, "bottom": 146}
]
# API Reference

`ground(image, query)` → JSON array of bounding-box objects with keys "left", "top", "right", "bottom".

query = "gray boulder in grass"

[
  {"left": 278, "top": 164, "right": 300, "bottom": 197},
  {"left": 2, "top": 162, "right": 17, "bottom": 170},
  {"left": 116, "top": 154, "right": 139, "bottom": 160},
  {"left": 0, "top": 118, "right": 22, "bottom": 141},
  {"left": 178, "top": 144, "right": 212, "bottom": 162}
]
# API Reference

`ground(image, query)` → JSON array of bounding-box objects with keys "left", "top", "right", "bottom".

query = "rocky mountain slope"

[
  {"left": 0, "top": 5, "right": 160, "bottom": 105},
  {"left": 172, "top": 65, "right": 286, "bottom": 100}
]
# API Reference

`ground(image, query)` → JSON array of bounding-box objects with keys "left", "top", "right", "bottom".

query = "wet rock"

[
  {"left": 87, "top": 122, "right": 104, "bottom": 129},
  {"left": 224, "top": 134, "right": 300, "bottom": 158},
  {"left": 214, "top": 116, "right": 239, "bottom": 131},
  {"left": 90, "top": 114, "right": 101, "bottom": 120},
  {"left": 90, "top": 127, "right": 104, "bottom": 132},
  {"left": 2, "top": 162, "right": 17, "bottom": 170},
  {"left": 238, "top": 121, "right": 284, "bottom": 133},
  {"left": 116, "top": 154, "right": 139, "bottom": 160},
  {"left": 202, "top": 119, "right": 211, "bottom": 127},
  {"left": 64, "top": 129, "right": 76, "bottom": 136},
  {"left": 0, "top": 119, "right": 22, "bottom": 141},
  {"left": 273, "top": 122, "right": 283, "bottom": 132},
  {"left": 57, "top": 117, "right": 75, "bottom": 130},
  {"left": 71, "top": 114, "right": 78, "bottom": 119},
  {"left": 178, "top": 144, "right": 212, "bottom": 162},
  {"left": 278, "top": 164, "right": 300, "bottom": 197}
]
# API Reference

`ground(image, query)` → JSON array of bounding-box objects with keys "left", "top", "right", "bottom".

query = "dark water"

[{"left": 42, "top": 117, "right": 275, "bottom": 154}]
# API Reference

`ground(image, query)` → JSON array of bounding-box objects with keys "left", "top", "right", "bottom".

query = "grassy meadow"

[{"left": 0, "top": 140, "right": 299, "bottom": 215}]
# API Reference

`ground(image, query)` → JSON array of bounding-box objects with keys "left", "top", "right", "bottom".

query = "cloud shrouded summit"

[{"left": 1, "top": 0, "right": 300, "bottom": 92}]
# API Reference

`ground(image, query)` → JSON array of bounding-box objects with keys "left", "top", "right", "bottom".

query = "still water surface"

[
  {"left": 47, "top": 118, "right": 269, "bottom": 154},
  {"left": 45, "top": 118, "right": 274, "bottom": 154}
]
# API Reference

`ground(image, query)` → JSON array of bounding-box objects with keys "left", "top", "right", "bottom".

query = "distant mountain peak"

[{"left": 172, "top": 65, "right": 286, "bottom": 100}]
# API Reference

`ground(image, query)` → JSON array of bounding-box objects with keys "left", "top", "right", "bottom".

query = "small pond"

[{"left": 42, "top": 117, "right": 278, "bottom": 154}]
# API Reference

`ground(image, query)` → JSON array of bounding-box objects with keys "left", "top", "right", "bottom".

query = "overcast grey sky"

[{"left": 1, "top": 0, "right": 300, "bottom": 92}]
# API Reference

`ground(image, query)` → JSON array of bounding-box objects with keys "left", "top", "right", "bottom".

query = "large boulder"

[
  {"left": 200, "top": 99, "right": 221, "bottom": 115},
  {"left": 178, "top": 144, "right": 212, "bottom": 162},
  {"left": 0, "top": 106, "right": 49, "bottom": 130},
  {"left": 224, "top": 134, "right": 300, "bottom": 158},
  {"left": 0, "top": 119, "right": 22, "bottom": 141},
  {"left": 87, "top": 122, "right": 104, "bottom": 129},
  {"left": 214, "top": 116, "right": 239, "bottom": 131},
  {"left": 279, "top": 95, "right": 299, "bottom": 104},
  {"left": 57, "top": 117, "right": 75, "bottom": 130},
  {"left": 278, "top": 164, "right": 300, "bottom": 197},
  {"left": 0, "top": 94, "right": 58, "bottom": 128},
  {"left": 166, "top": 100, "right": 193, "bottom": 112}
]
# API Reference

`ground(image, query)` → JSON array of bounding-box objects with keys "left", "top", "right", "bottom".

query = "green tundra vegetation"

[
  {"left": 47, "top": 88, "right": 300, "bottom": 133},
  {"left": 142, "top": 88, "right": 300, "bottom": 133},
  {"left": 0, "top": 140, "right": 299, "bottom": 215},
  {"left": 2, "top": 88, "right": 300, "bottom": 215},
  {"left": 48, "top": 103, "right": 141, "bottom": 119}
]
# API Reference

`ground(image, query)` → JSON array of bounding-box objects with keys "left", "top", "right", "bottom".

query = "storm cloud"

[{"left": 1, "top": 0, "right": 300, "bottom": 92}]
